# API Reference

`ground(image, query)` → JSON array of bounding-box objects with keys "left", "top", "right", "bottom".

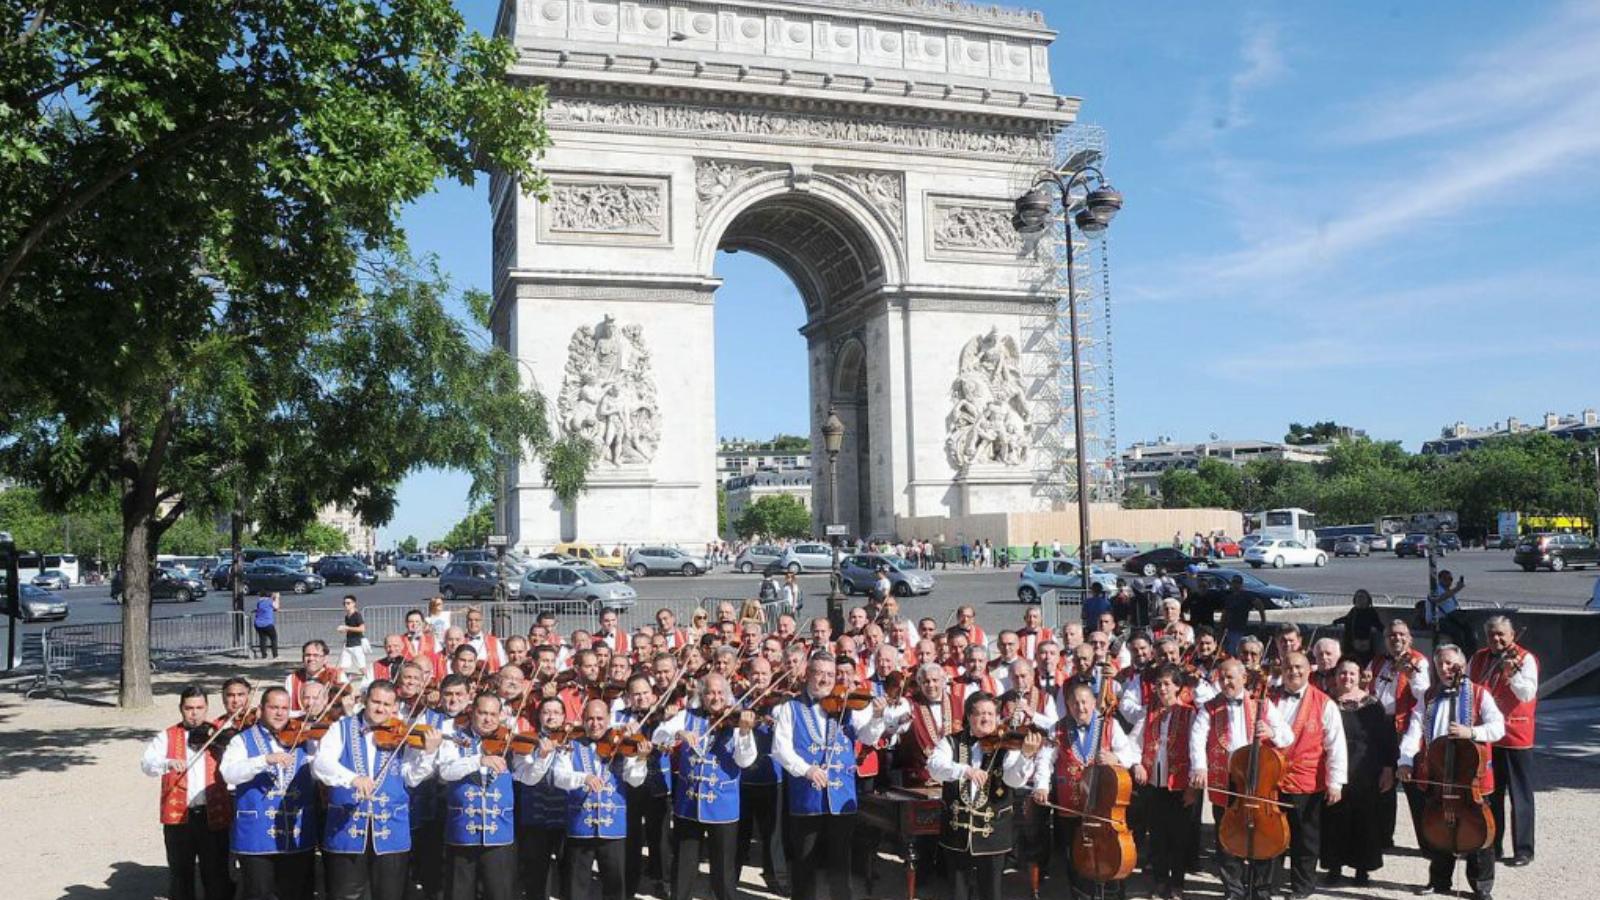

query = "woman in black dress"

[
  {"left": 1322, "top": 657, "right": 1396, "bottom": 886},
  {"left": 1333, "top": 588, "right": 1384, "bottom": 667}
]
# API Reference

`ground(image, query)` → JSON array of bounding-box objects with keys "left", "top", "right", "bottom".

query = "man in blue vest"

[
  {"left": 652, "top": 671, "right": 758, "bottom": 900},
  {"left": 771, "top": 651, "right": 892, "bottom": 900},
  {"left": 219, "top": 686, "right": 319, "bottom": 900},
  {"left": 410, "top": 672, "right": 470, "bottom": 900},
  {"left": 312, "top": 679, "right": 442, "bottom": 900},
  {"left": 552, "top": 698, "right": 651, "bottom": 900},
  {"left": 614, "top": 672, "right": 676, "bottom": 899},
  {"left": 736, "top": 656, "right": 791, "bottom": 895},
  {"left": 513, "top": 695, "right": 572, "bottom": 899},
  {"left": 437, "top": 692, "right": 522, "bottom": 900}
]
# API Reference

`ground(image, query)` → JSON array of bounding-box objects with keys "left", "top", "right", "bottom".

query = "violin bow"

[
  {"left": 365, "top": 666, "right": 440, "bottom": 795},
  {"left": 166, "top": 700, "right": 257, "bottom": 790}
]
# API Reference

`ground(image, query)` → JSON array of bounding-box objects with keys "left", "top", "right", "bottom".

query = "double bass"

[
  {"left": 1417, "top": 678, "right": 1495, "bottom": 854},
  {"left": 1217, "top": 665, "right": 1291, "bottom": 893},
  {"left": 1069, "top": 661, "right": 1136, "bottom": 883}
]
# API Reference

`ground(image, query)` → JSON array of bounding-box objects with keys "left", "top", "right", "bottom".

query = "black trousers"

[
  {"left": 255, "top": 625, "right": 279, "bottom": 658},
  {"left": 625, "top": 789, "right": 671, "bottom": 896},
  {"left": 162, "top": 810, "right": 230, "bottom": 900},
  {"left": 1018, "top": 797, "right": 1053, "bottom": 872},
  {"left": 854, "top": 774, "right": 880, "bottom": 889},
  {"left": 564, "top": 837, "right": 626, "bottom": 900},
  {"left": 410, "top": 819, "right": 444, "bottom": 900},
  {"left": 516, "top": 826, "right": 564, "bottom": 899},
  {"left": 1428, "top": 847, "right": 1494, "bottom": 895},
  {"left": 1275, "top": 791, "right": 1323, "bottom": 895},
  {"left": 788, "top": 811, "right": 859, "bottom": 900},
  {"left": 1211, "top": 804, "right": 1273, "bottom": 900},
  {"left": 445, "top": 844, "right": 516, "bottom": 900},
  {"left": 1491, "top": 746, "right": 1536, "bottom": 859},
  {"left": 238, "top": 852, "right": 314, "bottom": 900},
  {"left": 673, "top": 819, "right": 739, "bottom": 900},
  {"left": 1142, "top": 787, "right": 1195, "bottom": 891},
  {"left": 1402, "top": 780, "right": 1428, "bottom": 848},
  {"left": 737, "top": 781, "right": 789, "bottom": 891},
  {"left": 326, "top": 847, "right": 409, "bottom": 900},
  {"left": 943, "top": 848, "right": 1005, "bottom": 900}
]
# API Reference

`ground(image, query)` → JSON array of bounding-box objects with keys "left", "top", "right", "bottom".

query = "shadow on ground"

[{"left": 56, "top": 861, "right": 165, "bottom": 900}]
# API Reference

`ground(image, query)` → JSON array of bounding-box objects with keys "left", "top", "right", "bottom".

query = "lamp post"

[
  {"left": 1012, "top": 166, "right": 1123, "bottom": 588},
  {"left": 822, "top": 407, "right": 846, "bottom": 632}
]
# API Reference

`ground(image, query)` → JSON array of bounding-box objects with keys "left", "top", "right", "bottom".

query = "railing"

[{"left": 26, "top": 611, "right": 250, "bottom": 699}]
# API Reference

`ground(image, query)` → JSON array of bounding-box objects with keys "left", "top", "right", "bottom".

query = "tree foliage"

[
  {"left": 733, "top": 494, "right": 812, "bottom": 540},
  {"left": 441, "top": 505, "right": 494, "bottom": 550},
  {"left": 1284, "top": 421, "right": 1351, "bottom": 445},
  {"left": 254, "top": 521, "right": 350, "bottom": 556},
  {"left": 397, "top": 535, "right": 420, "bottom": 554}
]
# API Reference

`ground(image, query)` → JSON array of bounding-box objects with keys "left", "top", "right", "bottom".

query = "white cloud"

[{"left": 1228, "top": 22, "right": 1285, "bottom": 129}]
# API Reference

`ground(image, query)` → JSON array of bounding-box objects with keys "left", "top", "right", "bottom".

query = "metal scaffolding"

[{"left": 1013, "top": 123, "right": 1121, "bottom": 507}]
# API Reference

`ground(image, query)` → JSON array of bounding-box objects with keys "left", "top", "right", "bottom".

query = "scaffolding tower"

[{"left": 1013, "top": 124, "right": 1121, "bottom": 507}]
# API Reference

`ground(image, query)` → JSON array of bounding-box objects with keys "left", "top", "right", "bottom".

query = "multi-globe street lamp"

[
  {"left": 1011, "top": 166, "right": 1123, "bottom": 588},
  {"left": 821, "top": 406, "right": 846, "bottom": 632}
]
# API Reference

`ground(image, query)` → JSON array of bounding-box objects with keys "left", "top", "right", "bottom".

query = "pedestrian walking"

[{"left": 252, "top": 592, "right": 280, "bottom": 659}]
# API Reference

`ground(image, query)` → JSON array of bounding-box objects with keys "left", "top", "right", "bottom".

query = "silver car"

[
  {"left": 521, "top": 565, "right": 637, "bottom": 610},
  {"left": 776, "top": 542, "right": 835, "bottom": 574},
  {"left": 438, "top": 561, "right": 522, "bottom": 601},
  {"left": 31, "top": 569, "right": 72, "bottom": 590},
  {"left": 733, "top": 544, "right": 784, "bottom": 574},
  {"left": 1333, "top": 535, "right": 1371, "bottom": 557},
  {"left": 395, "top": 551, "right": 450, "bottom": 577},
  {"left": 627, "top": 546, "right": 709, "bottom": 577}
]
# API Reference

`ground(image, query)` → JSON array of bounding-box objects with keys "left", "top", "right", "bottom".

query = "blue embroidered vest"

[
  {"left": 670, "top": 711, "right": 743, "bottom": 824},
  {"left": 615, "top": 708, "right": 671, "bottom": 796},
  {"left": 514, "top": 748, "right": 568, "bottom": 830},
  {"left": 745, "top": 716, "right": 783, "bottom": 786},
  {"left": 564, "top": 741, "right": 628, "bottom": 840},
  {"left": 408, "top": 708, "right": 446, "bottom": 827},
  {"left": 784, "top": 696, "right": 859, "bottom": 815},
  {"left": 443, "top": 731, "right": 515, "bottom": 847},
  {"left": 232, "top": 725, "right": 317, "bottom": 855},
  {"left": 322, "top": 718, "right": 411, "bottom": 854}
]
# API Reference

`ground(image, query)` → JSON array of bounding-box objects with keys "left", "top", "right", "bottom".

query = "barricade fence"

[{"left": 27, "top": 611, "right": 249, "bottom": 699}]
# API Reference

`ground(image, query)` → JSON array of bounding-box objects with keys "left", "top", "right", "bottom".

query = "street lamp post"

[
  {"left": 1012, "top": 167, "right": 1123, "bottom": 587},
  {"left": 822, "top": 407, "right": 846, "bottom": 632}
]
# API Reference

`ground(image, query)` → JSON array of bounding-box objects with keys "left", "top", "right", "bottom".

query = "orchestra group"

[{"left": 144, "top": 595, "right": 1540, "bottom": 900}]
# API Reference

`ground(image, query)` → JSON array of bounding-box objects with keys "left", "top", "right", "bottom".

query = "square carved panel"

[{"left": 538, "top": 172, "right": 672, "bottom": 247}]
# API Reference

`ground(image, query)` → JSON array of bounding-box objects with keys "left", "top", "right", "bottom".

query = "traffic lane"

[{"left": 1223, "top": 549, "right": 1597, "bottom": 606}]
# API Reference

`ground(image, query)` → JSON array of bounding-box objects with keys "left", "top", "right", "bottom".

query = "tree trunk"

[
  {"left": 119, "top": 513, "right": 154, "bottom": 708},
  {"left": 231, "top": 505, "right": 245, "bottom": 646}
]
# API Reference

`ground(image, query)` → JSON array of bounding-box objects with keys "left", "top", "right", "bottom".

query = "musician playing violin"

[
  {"left": 737, "top": 656, "right": 793, "bottom": 894},
  {"left": 142, "top": 685, "right": 231, "bottom": 900},
  {"left": 219, "top": 686, "right": 319, "bottom": 900},
  {"left": 551, "top": 699, "right": 651, "bottom": 900},
  {"left": 559, "top": 650, "right": 603, "bottom": 720},
  {"left": 437, "top": 692, "right": 532, "bottom": 900},
  {"left": 1130, "top": 665, "right": 1200, "bottom": 900},
  {"left": 1188, "top": 659, "right": 1293, "bottom": 900},
  {"left": 1268, "top": 651, "right": 1347, "bottom": 900},
  {"left": 890, "top": 662, "right": 956, "bottom": 787},
  {"left": 1468, "top": 615, "right": 1539, "bottom": 867},
  {"left": 1370, "top": 618, "right": 1431, "bottom": 846},
  {"left": 1398, "top": 644, "right": 1504, "bottom": 900},
  {"left": 312, "top": 679, "right": 441, "bottom": 900},
  {"left": 1034, "top": 679, "right": 1141, "bottom": 899},
  {"left": 929, "top": 691, "right": 1043, "bottom": 900},
  {"left": 513, "top": 696, "right": 575, "bottom": 899},
  {"left": 286, "top": 640, "right": 344, "bottom": 713},
  {"left": 616, "top": 673, "right": 675, "bottom": 899}
]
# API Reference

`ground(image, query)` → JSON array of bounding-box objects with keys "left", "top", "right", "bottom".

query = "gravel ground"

[{"left": 1, "top": 659, "right": 1591, "bottom": 899}]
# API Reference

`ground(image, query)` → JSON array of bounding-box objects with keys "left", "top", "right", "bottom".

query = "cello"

[
  {"left": 1417, "top": 676, "right": 1495, "bottom": 854},
  {"left": 1217, "top": 662, "right": 1291, "bottom": 898},
  {"left": 1069, "top": 661, "right": 1137, "bottom": 884}
]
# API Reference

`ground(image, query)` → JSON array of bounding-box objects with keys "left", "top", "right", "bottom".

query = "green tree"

[
  {"left": 733, "top": 494, "right": 812, "bottom": 540},
  {"left": 442, "top": 505, "right": 494, "bottom": 550},
  {"left": 254, "top": 521, "right": 350, "bottom": 556},
  {"left": 716, "top": 485, "right": 728, "bottom": 536},
  {"left": 1158, "top": 468, "right": 1231, "bottom": 509},
  {"left": 1285, "top": 421, "right": 1352, "bottom": 445},
  {"left": 0, "top": 2, "right": 557, "bottom": 708},
  {"left": 1120, "top": 487, "right": 1158, "bottom": 510},
  {"left": 768, "top": 434, "right": 811, "bottom": 452},
  {"left": 397, "top": 535, "right": 421, "bottom": 555}
]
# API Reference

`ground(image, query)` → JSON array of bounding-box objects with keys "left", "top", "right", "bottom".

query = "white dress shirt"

[
  {"left": 220, "top": 728, "right": 308, "bottom": 787},
  {"left": 651, "top": 709, "right": 759, "bottom": 769},
  {"left": 141, "top": 728, "right": 208, "bottom": 807},
  {"left": 769, "top": 696, "right": 888, "bottom": 779},
  {"left": 1371, "top": 653, "right": 1431, "bottom": 716},
  {"left": 1188, "top": 695, "right": 1294, "bottom": 776},
  {"left": 927, "top": 736, "right": 1036, "bottom": 802},
  {"left": 548, "top": 742, "right": 649, "bottom": 789},
  {"left": 1273, "top": 688, "right": 1349, "bottom": 789},
  {"left": 311, "top": 716, "right": 436, "bottom": 790},
  {"left": 1033, "top": 716, "right": 1139, "bottom": 792},
  {"left": 1398, "top": 686, "right": 1505, "bottom": 767}
]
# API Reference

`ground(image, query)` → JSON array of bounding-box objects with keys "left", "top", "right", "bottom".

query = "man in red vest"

[
  {"left": 1368, "top": 619, "right": 1430, "bottom": 846},
  {"left": 1398, "top": 644, "right": 1504, "bottom": 899},
  {"left": 891, "top": 662, "right": 957, "bottom": 786},
  {"left": 1270, "top": 651, "right": 1347, "bottom": 899},
  {"left": 1034, "top": 680, "right": 1139, "bottom": 896},
  {"left": 1468, "top": 615, "right": 1539, "bottom": 867},
  {"left": 141, "top": 685, "right": 232, "bottom": 900},
  {"left": 1132, "top": 665, "right": 1199, "bottom": 900}
]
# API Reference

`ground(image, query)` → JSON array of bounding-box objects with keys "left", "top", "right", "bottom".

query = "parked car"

[
  {"left": 1333, "top": 536, "right": 1371, "bottom": 558},
  {"left": 733, "top": 544, "right": 785, "bottom": 574},
  {"left": 242, "top": 563, "right": 325, "bottom": 594},
  {"left": 520, "top": 565, "right": 638, "bottom": 610},
  {"left": 14, "top": 582, "right": 69, "bottom": 621},
  {"left": 771, "top": 542, "right": 837, "bottom": 574},
  {"left": 1017, "top": 559, "right": 1119, "bottom": 603},
  {"left": 437, "top": 561, "right": 521, "bottom": 601},
  {"left": 838, "top": 554, "right": 936, "bottom": 597},
  {"left": 1244, "top": 539, "right": 1328, "bottom": 569},
  {"left": 1514, "top": 532, "right": 1600, "bottom": 572},
  {"left": 30, "top": 569, "right": 72, "bottom": 590},
  {"left": 627, "top": 546, "right": 709, "bottom": 577},
  {"left": 316, "top": 556, "right": 379, "bottom": 586},
  {"left": 1211, "top": 536, "right": 1243, "bottom": 558},
  {"left": 111, "top": 568, "right": 208, "bottom": 603},
  {"left": 1089, "top": 539, "right": 1140, "bottom": 563},
  {"left": 394, "top": 552, "right": 449, "bottom": 578},
  {"left": 552, "top": 542, "right": 625, "bottom": 570},
  {"left": 1237, "top": 534, "right": 1266, "bottom": 556},
  {"left": 1365, "top": 533, "right": 1394, "bottom": 551},
  {"left": 1394, "top": 534, "right": 1430, "bottom": 558},
  {"left": 1186, "top": 569, "right": 1313, "bottom": 609},
  {"left": 1122, "top": 547, "right": 1210, "bottom": 577},
  {"left": 1436, "top": 533, "right": 1462, "bottom": 553}
]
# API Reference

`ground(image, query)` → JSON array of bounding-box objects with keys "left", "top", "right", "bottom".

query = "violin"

[
  {"left": 477, "top": 726, "right": 541, "bottom": 757},
  {"left": 275, "top": 716, "right": 332, "bottom": 747},
  {"left": 1068, "top": 663, "right": 1136, "bottom": 883},
  {"left": 1417, "top": 681, "right": 1495, "bottom": 855},
  {"left": 186, "top": 722, "right": 216, "bottom": 751},
  {"left": 592, "top": 726, "right": 649, "bottom": 760},
  {"left": 599, "top": 679, "right": 629, "bottom": 703},
  {"left": 880, "top": 670, "right": 908, "bottom": 703},
  {"left": 976, "top": 725, "right": 1045, "bottom": 754},
  {"left": 370, "top": 717, "right": 439, "bottom": 752},
  {"left": 816, "top": 683, "right": 874, "bottom": 716},
  {"left": 1217, "top": 669, "right": 1291, "bottom": 863}
]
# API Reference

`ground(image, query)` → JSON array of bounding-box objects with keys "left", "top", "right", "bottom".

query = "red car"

[{"left": 1212, "top": 536, "right": 1242, "bottom": 558}]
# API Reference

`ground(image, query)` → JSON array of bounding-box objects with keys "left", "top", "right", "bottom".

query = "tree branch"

[{"left": 14, "top": 1, "right": 52, "bottom": 46}]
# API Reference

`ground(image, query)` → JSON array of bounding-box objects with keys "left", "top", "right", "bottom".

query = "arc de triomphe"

[{"left": 492, "top": 0, "right": 1077, "bottom": 549}]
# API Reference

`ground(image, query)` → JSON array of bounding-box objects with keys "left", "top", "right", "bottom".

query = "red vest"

[
  {"left": 1467, "top": 647, "right": 1537, "bottom": 749},
  {"left": 1202, "top": 695, "right": 1263, "bottom": 807},
  {"left": 1051, "top": 716, "right": 1110, "bottom": 812},
  {"left": 895, "top": 696, "right": 955, "bottom": 786},
  {"left": 471, "top": 634, "right": 503, "bottom": 674},
  {"left": 1415, "top": 683, "right": 1495, "bottom": 793},
  {"left": 1139, "top": 705, "right": 1194, "bottom": 790},
  {"left": 159, "top": 725, "right": 231, "bottom": 830},
  {"left": 1018, "top": 626, "right": 1054, "bottom": 659},
  {"left": 1272, "top": 685, "right": 1330, "bottom": 795},
  {"left": 402, "top": 630, "right": 439, "bottom": 660},
  {"left": 597, "top": 629, "right": 630, "bottom": 657},
  {"left": 949, "top": 674, "right": 995, "bottom": 719},
  {"left": 1368, "top": 649, "right": 1425, "bottom": 736}
]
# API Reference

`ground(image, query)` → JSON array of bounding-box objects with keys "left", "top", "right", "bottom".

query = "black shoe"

[
  {"left": 1353, "top": 870, "right": 1371, "bottom": 886},
  {"left": 1506, "top": 854, "right": 1533, "bottom": 867},
  {"left": 1325, "top": 868, "right": 1344, "bottom": 887}
]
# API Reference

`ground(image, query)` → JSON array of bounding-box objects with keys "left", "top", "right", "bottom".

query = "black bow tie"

[
  {"left": 1227, "top": 698, "right": 1244, "bottom": 706},
  {"left": 1283, "top": 691, "right": 1303, "bottom": 701}
]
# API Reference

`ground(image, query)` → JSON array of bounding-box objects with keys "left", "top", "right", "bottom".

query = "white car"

[{"left": 1244, "top": 539, "right": 1327, "bottom": 569}]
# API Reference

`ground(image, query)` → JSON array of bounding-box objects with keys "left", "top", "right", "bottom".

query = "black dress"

[{"left": 1322, "top": 694, "right": 1396, "bottom": 873}]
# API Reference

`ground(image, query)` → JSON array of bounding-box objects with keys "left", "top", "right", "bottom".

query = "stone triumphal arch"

[{"left": 491, "top": 0, "right": 1079, "bottom": 548}]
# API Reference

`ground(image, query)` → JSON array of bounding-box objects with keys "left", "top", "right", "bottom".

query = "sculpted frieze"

[
  {"left": 695, "top": 158, "right": 785, "bottom": 226},
  {"left": 946, "top": 327, "right": 1029, "bottom": 469},
  {"left": 547, "top": 182, "right": 664, "bottom": 236},
  {"left": 824, "top": 167, "right": 904, "bottom": 241},
  {"left": 929, "top": 200, "right": 1020, "bottom": 254},
  {"left": 557, "top": 315, "right": 662, "bottom": 467}
]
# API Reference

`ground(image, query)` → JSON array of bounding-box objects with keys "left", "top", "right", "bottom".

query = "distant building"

[
  {"left": 716, "top": 436, "right": 811, "bottom": 486},
  {"left": 723, "top": 468, "right": 812, "bottom": 538},
  {"left": 1121, "top": 439, "right": 1332, "bottom": 498},
  {"left": 318, "top": 504, "right": 376, "bottom": 557},
  {"left": 1422, "top": 409, "right": 1600, "bottom": 455}
]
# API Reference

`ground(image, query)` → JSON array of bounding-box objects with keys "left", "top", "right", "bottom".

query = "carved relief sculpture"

[
  {"left": 557, "top": 316, "right": 662, "bottom": 466},
  {"left": 548, "top": 182, "right": 664, "bottom": 235},
  {"left": 695, "top": 159, "right": 783, "bottom": 226},
  {"left": 946, "top": 328, "right": 1029, "bottom": 469},
  {"left": 828, "top": 168, "right": 905, "bottom": 241},
  {"left": 932, "top": 203, "right": 1020, "bottom": 253}
]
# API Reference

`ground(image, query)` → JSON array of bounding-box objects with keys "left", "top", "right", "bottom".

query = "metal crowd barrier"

[{"left": 26, "top": 611, "right": 249, "bottom": 699}]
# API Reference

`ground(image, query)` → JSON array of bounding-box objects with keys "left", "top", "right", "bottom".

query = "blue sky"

[{"left": 378, "top": 0, "right": 1600, "bottom": 545}]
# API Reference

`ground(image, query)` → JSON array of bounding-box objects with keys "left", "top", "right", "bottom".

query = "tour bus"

[
  {"left": 16, "top": 552, "right": 81, "bottom": 585},
  {"left": 1255, "top": 508, "right": 1319, "bottom": 546}
]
